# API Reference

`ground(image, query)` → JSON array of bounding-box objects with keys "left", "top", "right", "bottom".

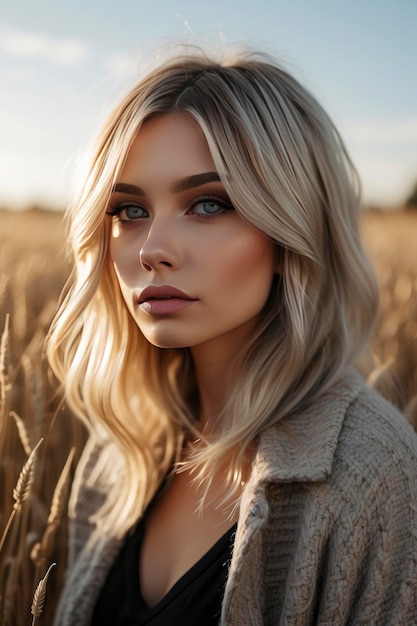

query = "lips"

[
  {"left": 138, "top": 285, "right": 198, "bottom": 315},
  {"left": 138, "top": 285, "right": 196, "bottom": 304}
]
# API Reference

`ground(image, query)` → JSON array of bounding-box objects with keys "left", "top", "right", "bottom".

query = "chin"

[{"left": 142, "top": 333, "right": 191, "bottom": 350}]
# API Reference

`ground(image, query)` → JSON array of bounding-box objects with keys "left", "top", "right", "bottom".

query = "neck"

[{"left": 190, "top": 338, "right": 243, "bottom": 435}]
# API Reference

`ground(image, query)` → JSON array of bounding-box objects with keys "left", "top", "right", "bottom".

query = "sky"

[{"left": 1, "top": 0, "right": 416, "bottom": 209}]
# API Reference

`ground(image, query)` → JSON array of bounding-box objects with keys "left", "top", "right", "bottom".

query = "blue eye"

[
  {"left": 194, "top": 200, "right": 223, "bottom": 215},
  {"left": 106, "top": 204, "right": 147, "bottom": 221},
  {"left": 189, "top": 197, "right": 234, "bottom": 218},
  {"left": 123, "top": 205, "right": 146, "bottom": 220}
]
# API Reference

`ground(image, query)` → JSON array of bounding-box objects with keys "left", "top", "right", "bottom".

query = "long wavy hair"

[{"left": 47, "top": 45, "right": 378, "bottom": 536}]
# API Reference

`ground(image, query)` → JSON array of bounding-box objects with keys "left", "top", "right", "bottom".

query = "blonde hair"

[{"left": 47, "top": 45, "right": 378, "bottom": 536}]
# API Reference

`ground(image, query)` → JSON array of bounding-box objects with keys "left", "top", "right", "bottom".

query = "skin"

[{"left": 108, "top": 111, "right": 276, "bottom": 606}]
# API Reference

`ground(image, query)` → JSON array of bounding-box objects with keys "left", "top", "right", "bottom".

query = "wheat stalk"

[
  {"left": 11, "top": 266, "right": 28, "bottom": 348},
  {"left": 0, "top": 272, "right": 9, "bottom": 306},
  {"left": 0, "top": 438, "right": 43, "bottom": 554},
  {"left": 10, "top": 410, "right": 33, "bottom": 456},
  {"left": 33, "top": 447, "right": 75, "bottom": 572},
  {"left": 21, "top": 352, "right": 44, "bottom": 431},
  {"left": 31, "top": 562, "right": 56, "bottom": 624},
  {"left": 0, "top": 556, "right": 18, "bottom": 625}
]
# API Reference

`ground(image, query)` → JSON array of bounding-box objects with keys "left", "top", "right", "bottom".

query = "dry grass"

[
  {"left": 0, "top": 206, "right": 416, "bottom": 624},
  {"left": 361, "top": 209, "right": 417, "bottom": 425}
]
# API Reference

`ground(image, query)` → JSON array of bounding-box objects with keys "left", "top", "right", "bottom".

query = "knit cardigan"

[{"left": 53, "top": 370, "right": 417, "bottom": 625}]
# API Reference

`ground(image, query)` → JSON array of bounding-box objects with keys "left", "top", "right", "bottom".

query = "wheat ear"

[
  {"left": 13, "top": 438, "right": 43, "bottom": 509},
  {"left": 0, "top": 438, "right": 43, "bottom": 554},
  {"left": 48, "top": 447, "right": 75, "bottom": 525},
  {"left": 0, "top": 313, "right": 11, "bottom": 407},
  {"left": 31, "top": 562, "right": 56, "bottom": 624},
  {"left": 10, "top": 410, "right": 32, "bottom": 456}
]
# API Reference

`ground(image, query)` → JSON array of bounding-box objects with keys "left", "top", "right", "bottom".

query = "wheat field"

[
  {"left": 0, "top": 207, "right": 416, "bottom": 625},
  {"left": 0, "top": 209, "right": 85, "bottom": 626}
]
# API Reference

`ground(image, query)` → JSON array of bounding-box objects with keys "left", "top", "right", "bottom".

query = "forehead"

[{"left": 119, "top": 112, "right": 217, "bottom": 184}]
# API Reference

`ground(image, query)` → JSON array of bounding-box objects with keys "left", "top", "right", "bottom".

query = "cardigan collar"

[{"left": 253, "top": 369, "right": 363, "bottom": 483}]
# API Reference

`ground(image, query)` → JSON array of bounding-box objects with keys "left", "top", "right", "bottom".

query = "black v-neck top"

[{"left": 91, "top": 511, "right": 237, "bottom": 625}]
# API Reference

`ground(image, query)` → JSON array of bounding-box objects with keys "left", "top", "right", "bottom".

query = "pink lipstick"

[{"left": 138, "top": 285, "right": 197, "bottom": 315}]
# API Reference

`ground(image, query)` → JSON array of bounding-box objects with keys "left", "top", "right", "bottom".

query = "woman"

[{"left": 48, "top": 45, "right": 417, "bottom": 625}]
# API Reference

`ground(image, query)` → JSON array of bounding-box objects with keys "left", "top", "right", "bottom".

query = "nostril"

[
  {"left": 141, "top": 260, "right": 153, "bottom": 272},
  {"left": 140, "top": 259, "right": 173, "bottom": 271}
]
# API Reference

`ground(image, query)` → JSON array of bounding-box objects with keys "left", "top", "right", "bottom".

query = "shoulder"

[
  {"left": 256, "top": 368, "right": 417, "bottom": 487},
  {"left": 257, "top": 371, "right": 417, "bottom": 530},
  {"left": 307, "top": 378, "right": 417, "bottom": 527},
  {"left": 334, "top": 383, "right": 417, "bottom": 490}
]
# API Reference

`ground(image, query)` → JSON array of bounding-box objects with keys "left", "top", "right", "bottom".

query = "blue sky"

[{"left": 1, "top": 0, "right": 416, "bottom": 208}]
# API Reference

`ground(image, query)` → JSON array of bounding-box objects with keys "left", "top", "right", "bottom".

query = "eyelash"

[
  {"left": 106, "top": 195, "right": 234, "bottom": 223},
  {"left": 188, "top": 195, "right": 235, "bottom": 220},
  {"left": 106, "top": 204, "right": 146, "bottom": 222}
]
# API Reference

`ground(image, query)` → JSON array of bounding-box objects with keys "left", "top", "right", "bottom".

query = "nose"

[{"left": 139, "top": 219, "right": 181, "bottom": 272}]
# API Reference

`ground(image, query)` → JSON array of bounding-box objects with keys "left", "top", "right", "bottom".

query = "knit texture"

[{"left": 54, "top": 370, "right": 417, "bottom": 625}]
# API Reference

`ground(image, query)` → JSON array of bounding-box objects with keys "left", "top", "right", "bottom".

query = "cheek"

[
  {"left": 109, "top": 237, "right": 137, "bottom": 312},
  {"left": 217, "top": 233, "right": 275, "bottom": 293},
  {"left": 110, "top": 234, "right": 137, "bottom": 287}
]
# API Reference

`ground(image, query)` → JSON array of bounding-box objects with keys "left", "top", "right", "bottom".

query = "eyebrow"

[
  {"left": 172, "top": 171, "right": 221, "bottom": 192},
  {"left": 112, "top": 171, "right": 221, "bottom": 196}
]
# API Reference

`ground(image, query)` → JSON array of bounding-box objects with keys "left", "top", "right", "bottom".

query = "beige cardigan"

[{"left": 54, "top": 370, "right": 417, "bottom": 625}]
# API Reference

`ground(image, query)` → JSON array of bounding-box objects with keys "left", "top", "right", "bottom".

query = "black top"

[{"left": 92, "top": 510, "right": 237, "bottom": 626}]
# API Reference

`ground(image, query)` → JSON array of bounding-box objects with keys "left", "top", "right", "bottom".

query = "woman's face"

[{"left": 108, "top": 112, "right": 276, "bottom": 355}]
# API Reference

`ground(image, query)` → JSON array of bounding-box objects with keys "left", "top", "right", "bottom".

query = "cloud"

[
  {"left": 0, "top": 23, "right": 90, "bottom": 66},
  {"left": 100, "top": 51, "right": 142, "bottom": 83}
]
